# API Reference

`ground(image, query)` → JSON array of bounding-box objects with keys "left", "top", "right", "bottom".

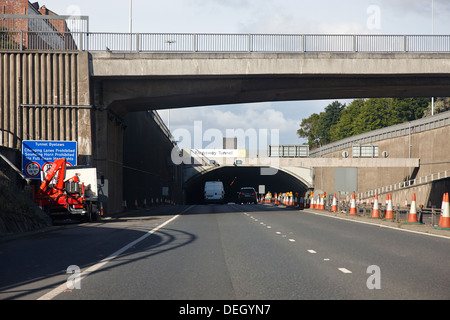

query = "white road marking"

[
  {"left": 338, "top": 268, "right": 352, "bottom": 274},
  {"left": 307, "top": 250, "right": 317, "bottom": 254},
  {"left": 37, "top": 206, "right": 193, "bottom": 300},
  {"left": 289, "top": 239, "right": 296, "bottom": 242}
]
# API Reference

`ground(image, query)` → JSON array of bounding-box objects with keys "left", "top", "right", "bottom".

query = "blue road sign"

[{"left": 22, "top": 140, "right": 77, "bottom": 179}]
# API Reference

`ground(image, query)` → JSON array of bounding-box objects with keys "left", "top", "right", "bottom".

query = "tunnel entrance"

[{"left": 184, "top": 166, "right": 309, "bottom": 205}]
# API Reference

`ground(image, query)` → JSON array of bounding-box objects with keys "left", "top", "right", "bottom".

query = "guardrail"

[
  {"left": 326, "top": 203, "right": 440, "bottom": 225},
  {"left": 2, "top": 31, "right": 450, "bottom": 53}
]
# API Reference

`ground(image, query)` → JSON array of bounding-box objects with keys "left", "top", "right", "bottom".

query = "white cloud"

[{"left": 159, "top": 102, "right": 301, "bottom": 149}]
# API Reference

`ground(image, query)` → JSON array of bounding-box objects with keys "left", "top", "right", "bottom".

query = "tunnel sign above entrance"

[
  {"left": 22, "top": 140, "right": 77, "bottom": 179},
  {"left": 187, "top": 149, "right": 246, "bottom": 158}
]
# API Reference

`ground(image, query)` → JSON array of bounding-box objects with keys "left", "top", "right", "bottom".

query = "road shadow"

[{"left": 0, "top": 219, "right": 196, "bottom": 300}]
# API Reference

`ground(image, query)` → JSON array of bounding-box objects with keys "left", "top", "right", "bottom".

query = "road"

[{"left": 1, "top": 203, "right": 449, "bottom": 301}]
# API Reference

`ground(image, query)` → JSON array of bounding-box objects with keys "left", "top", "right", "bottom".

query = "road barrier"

[
  {"left": 385, "top": 194, "right": 394, "bottom": 220},
  {"left": 349, "top": 193, "right": 357, "bottom": 215},
  {"left": 371, "top": 194, "right": 380, "bottom": 218},
  {"left": 407, "top": 194, "right": 420, "bottom": 224},
  {"left": 436, "top": 193, "right": 450, "bottom": 230}
]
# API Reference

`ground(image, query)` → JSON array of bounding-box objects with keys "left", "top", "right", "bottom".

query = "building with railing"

[{"left": 0, "top": 1, "right": 87, "bottom": 50}]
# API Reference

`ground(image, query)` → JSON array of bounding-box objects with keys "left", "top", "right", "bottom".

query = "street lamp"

[
  {"left": 431, "top": 0, "right": 434, "bottom": 115},
  {"left": 129, "top": 0, "right": 133, "bottom": 51},
  {"left": 129, "top": 0, "right": 133, "bottom": 34}
]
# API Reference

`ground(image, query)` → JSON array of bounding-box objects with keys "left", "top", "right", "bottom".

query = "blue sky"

[{"left": 41, "top": 0, "right": 450, "bottom": 148}]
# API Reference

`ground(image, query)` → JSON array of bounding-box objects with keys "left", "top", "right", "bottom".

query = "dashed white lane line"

[
  {"left": 243, "top": 211, "right": 353, "bottom": 275},
  {"left": 338, "top": 268, "right": 352, "bottom": 274}
]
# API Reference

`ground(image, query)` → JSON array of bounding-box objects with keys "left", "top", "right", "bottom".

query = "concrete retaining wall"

[
  {"left": 0, "top": 51, "right": 92, "bottom": 164},
  {"left": 313, "top": 120, "right": 450, "bottom": 207}
]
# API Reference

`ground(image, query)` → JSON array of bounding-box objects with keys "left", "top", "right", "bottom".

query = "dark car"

[{"left": 238, "top": 187, "right": 258, "bottom": 204}]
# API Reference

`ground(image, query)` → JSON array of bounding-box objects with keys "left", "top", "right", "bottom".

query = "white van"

[{"left": 204, "top": 181, "right": 225, "bottom": 204}]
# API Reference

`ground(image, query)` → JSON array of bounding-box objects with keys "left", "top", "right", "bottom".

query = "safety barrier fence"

[
  {"left": 264, "top": 194, "right": 441, "bottom": 226},
  {"left": 325, "top": 203, "right": 439, "bottom": 225},
  {"left": 2, "top": 31, "right": 450, "bottom": 53}
]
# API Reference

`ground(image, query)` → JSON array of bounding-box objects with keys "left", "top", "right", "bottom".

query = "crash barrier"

[
  {"left": 122, "top": 197, "right": 175, "bottom": 211},
  {"left": 322, "top": 195, "right": 449, "bottom": 229},
  {"left": 265, "top": 191, "right": 450, "bottom": 230}
]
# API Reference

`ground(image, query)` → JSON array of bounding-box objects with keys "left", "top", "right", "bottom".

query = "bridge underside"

[
  {"left": 90, "top": 52, "right": 450, "bottom": 115},
  {"left": 94, "top": 74, "right": 450, "bottom": 116}
]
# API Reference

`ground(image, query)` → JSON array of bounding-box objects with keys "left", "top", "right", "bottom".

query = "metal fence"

[
  {"left": 70, "top": 33, "right": 450, "bottom": 53},
  {"left": 268, "top": 145, "right": 309, "bottom": 158},
  {"left": 2, "top": 30, "right": 450, "bottom": 53},
  {"left": 326, "top": 202, "right": 438, "bottom": 225}
]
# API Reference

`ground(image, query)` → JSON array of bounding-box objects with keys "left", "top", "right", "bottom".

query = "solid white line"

[
  {"left": 305, "top": 209, "right": 450, "bottom": 240},
  {"left": 37, "top": 206, "right": 193, "bottom": 300}
]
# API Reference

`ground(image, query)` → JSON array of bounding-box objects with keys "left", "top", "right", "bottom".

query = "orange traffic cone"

[
  {"left": 331, "top": 193, "right": 337, "bottom": 212},
  {"left": 436, "top": 193, "right": 450, "bottom": 230},
  {"left": 371, "top": 194, "right": 380, "bottom": 218},
  {"left": 349, "top": 193, "right": 357, "bottom": 215},
  {"left": 99, "top": 202, "right": 104, "bottom": 216},
  {"left": 319, "top": 194, "right": 325, "bottom": 210},
  {"left": 385, "top": 194, "right": 394, "bottom": 220},
  {"left": 407, "top": 193, "right": 420, "bottom": 224}
]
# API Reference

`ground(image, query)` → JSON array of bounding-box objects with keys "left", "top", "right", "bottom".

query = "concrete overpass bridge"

[{"left": 1, "top": 30, "right": 450, "bottom": 213}]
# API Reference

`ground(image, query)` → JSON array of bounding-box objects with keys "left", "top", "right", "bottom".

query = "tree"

[
  {"left": 318, "top": 101, "right": 345, "bottom": 144},
  {"left": 297, "top": 101, "right": 345, "bottom": 148},
  {"left": 297, "top": 113, "right": 321, "bottom": 148},
  {"left": 329, "top": 99, "right": 365, "bottom": 141},
  {"left": 298, "top": 97, "right": 432, "bottom": 148}
]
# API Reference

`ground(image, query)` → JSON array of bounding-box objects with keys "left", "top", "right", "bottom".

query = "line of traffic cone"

[
  {"left": 407, "top": 193, "right": 421, "bottom": 224},
  {"left": 349, "top": 193, "right": 357, "bottom": 215},
  {"left": 436, "top": 192, "right": 450, "bottom": 230},
  {"left": 371, "top": 194, "right": 380, "bottom": 218},
  {"left": 331, "top": 193, "right": 337, "bottom": 212},
  {"left": 385, "top": 194, "right": 394, "bottom": 220}
]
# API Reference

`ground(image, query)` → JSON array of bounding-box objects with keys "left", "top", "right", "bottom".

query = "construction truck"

[{"left": 34, "top": 158, "right": 99, "bottom": 222}]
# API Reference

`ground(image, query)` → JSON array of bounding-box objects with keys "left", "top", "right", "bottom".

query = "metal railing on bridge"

[{"left": 2, "top": 30, "right": 450, "bottom": 53}]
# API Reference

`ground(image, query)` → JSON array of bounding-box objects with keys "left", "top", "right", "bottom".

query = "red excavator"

[{"left": 34, "top": 158, "right": 98, "bottom": 222}]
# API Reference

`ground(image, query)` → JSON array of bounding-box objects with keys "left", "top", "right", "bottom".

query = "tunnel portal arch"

[{"left": 184, "top": 166, "right": 310, "bottom": 205}]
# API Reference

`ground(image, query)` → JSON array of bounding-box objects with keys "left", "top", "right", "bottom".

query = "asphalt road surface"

[{"left": 1, "top": 203, "right": 449, "bottom": 301}]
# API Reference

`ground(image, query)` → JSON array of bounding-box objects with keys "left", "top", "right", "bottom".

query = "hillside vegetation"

[{"left": 297, "top": 97, "right": 450, "bottom": 148}]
